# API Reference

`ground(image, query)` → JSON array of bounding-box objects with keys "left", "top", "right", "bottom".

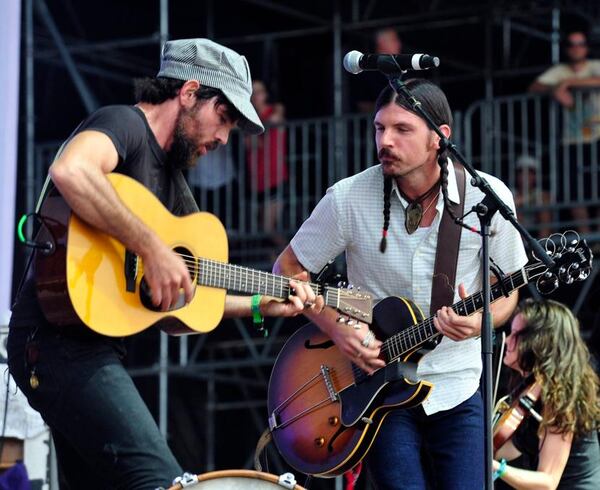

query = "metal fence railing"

[
  {"left": 30, "top": 93, "right": 600, "bottom": 268},
  {"left": 464, "top": 89, "right": 600, "bottom": 238}
]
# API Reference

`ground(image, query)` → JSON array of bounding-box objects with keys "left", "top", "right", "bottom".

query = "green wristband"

[
  {"left": 250, "top": 294, "right": 268, "bottom": 337},
  {"left": 251, "top": 294, "right": 264, "bottom": 324}
]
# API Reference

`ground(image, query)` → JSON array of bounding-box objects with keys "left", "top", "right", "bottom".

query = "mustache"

[{"left": 378, "top": 148, "right": 399, "bottom": 160}]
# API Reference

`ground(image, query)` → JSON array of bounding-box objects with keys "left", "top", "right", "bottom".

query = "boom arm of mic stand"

[{"left": 386, "top": 75, "right": 554, "bottom": 269}]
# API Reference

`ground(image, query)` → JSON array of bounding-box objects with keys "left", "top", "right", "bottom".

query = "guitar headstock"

[
  {"left": 529, "top": 231, "right": 593, "bottom": 295},
  {"left": 325, "top": 284, "right": 373, "bottom": 323}
]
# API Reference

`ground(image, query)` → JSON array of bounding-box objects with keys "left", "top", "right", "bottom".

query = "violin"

[{"left": 492, "top": 380, "right": 543, "bottom": 451}]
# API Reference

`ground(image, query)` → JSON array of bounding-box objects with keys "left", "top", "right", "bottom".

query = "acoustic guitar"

[
  {"left": 267, "top": 236, "right": 592, "bottom": 477},
  {"left": 34, "top": 173, "right": 373, "bottom": 336}
]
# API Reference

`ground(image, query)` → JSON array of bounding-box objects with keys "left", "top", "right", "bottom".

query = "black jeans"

[{"left": 7, "top": 322, "right": 182, "bottom": 489}]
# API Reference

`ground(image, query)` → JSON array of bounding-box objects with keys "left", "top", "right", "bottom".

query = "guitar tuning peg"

[
  {"left": 337, "top": 281, "right": 347, "bottom": 288},
  {"left": 336, "top": 316, "right": 347, "bottom": 324},
  {"left": 357, "top": 286, "right": 361, "bottom": 291},
  {"left": 346, "top": 319, "right": 356, "bottom": 326},
  {"left": 348, "top": 284, "right": 354, "bottom": 290}
]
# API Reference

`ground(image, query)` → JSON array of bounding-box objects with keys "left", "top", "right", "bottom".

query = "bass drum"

[{"left": 167, "top": 470, "right": 306, "bottom": 490}]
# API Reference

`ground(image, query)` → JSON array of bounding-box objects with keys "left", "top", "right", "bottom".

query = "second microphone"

[{"left": 343, "top": 50, "right": 440, "bottom": 75}]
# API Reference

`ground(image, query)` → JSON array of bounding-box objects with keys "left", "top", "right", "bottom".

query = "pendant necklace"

[{"left": 402, "top": 180, "right": 441, "bottom": 234}]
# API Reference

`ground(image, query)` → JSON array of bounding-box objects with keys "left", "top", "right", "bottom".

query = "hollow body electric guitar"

[
  {"left": 34, "top": 173, "right": 373, "bottom": 336},
  {"left": 267, "top": 236, "right": 592, "bottom": 477}
]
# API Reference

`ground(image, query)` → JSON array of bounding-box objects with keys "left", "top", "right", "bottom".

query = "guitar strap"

[
  {"left": 12, "top": 136, "right": 76, "bottom": 301},
  {"left": 429, "top": 162, "right": 466, "bottom": 316},
  {"left": 172, "top": 169, "right": 201, "bottom": 215}
]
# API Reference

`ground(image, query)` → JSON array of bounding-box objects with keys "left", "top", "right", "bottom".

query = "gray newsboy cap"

[{"left": 158, "top": 38, "right": 264, "bottom": 135}]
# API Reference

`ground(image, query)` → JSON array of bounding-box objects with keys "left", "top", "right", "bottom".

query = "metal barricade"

[
  {"left": 464, "top": 89, "right": 600, "bottom": 238},
  {"left": 32, "top": 93, "right": 600, "bottom": 268}
]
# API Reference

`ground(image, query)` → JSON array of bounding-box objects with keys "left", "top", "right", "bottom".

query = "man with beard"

[
  {"left": 274, "top": 79, "right": 528, "bottom": 489},
  {"left": 7, "top": 39, "right": 318, "bottom": 489}
]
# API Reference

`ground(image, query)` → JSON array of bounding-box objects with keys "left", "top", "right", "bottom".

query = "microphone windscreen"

[{"left": 343, "top": 50, "right": 363, "bottom": 74}]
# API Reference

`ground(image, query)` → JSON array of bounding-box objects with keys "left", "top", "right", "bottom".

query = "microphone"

[{"left": 343, "top": 50, "right": 440, "bottom": 74}]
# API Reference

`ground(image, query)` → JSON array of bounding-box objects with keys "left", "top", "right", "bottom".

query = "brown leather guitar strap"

[{"left": 430, "top": 162, "right": 466, "bottom": 316}]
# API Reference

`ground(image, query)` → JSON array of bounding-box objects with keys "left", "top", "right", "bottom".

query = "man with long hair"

[
  {"left": 7, "top": 39, "right": 317, "bottom": 489},
  {"left": 274, "top": 79, "right": 528, "bottom": 488},
  {"left": 496, "top": 299, "right": 600, "bottom": 488}
]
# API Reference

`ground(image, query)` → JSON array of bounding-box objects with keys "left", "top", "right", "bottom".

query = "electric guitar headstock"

[
  {"left": 527, "top": 231, "right": 593, "bottom": 295},
  {"left": 324, "top": 281, "right": 373, "bottom": 324}
]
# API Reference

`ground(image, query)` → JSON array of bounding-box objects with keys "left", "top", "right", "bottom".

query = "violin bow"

[{"left": 494, "top": 331, "right": 506, "bottom": 405}]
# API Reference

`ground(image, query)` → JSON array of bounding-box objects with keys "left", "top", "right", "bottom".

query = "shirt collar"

[{"left": 391, "top": 158, "right": 460, "bottom": 207}]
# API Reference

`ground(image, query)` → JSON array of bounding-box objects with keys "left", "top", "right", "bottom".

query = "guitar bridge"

[{"left": 320, "top": 365, "right": 338, "bottom": 402}]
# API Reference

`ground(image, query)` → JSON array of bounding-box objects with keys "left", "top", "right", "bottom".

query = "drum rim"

[{"left": 168, "top": 469, "right": 306, "bottom": 489}]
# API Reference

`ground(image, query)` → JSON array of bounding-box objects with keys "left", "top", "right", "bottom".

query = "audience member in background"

[
  {"left": 246, "top": 80, "right": 289, "bottom": 253},
  {"left": 351, "top": 28, "right": 402, "bottom": 114},
  {"left": 494, "top": 299, "right": 600, "bottom": 489},
  {"left": 513, "top": 155, "right": 552, "bottom": 238},
  {"left": 188, "top": 143, "right": 238, "bottom": 223},
  {"left": 529, "top": 30, "right": 600, "bottom": 234}
]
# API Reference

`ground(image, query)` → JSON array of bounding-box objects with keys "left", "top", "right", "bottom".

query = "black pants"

[{"left": 7, "top": 322, "right": 182, "bottom": 489}]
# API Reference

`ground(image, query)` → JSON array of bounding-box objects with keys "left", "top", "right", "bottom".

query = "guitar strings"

[
  {"left": 137, "top": 252, "right": 371, "bottom": 312},
  {"left": 174, "top": 252, "right": 324, "bottom": 292},
  {"left": 137, "top": 262, "right": 349, "bottom": 310},
  {"left": 136, "top": 257, "right": 539, "bottom": 384},
  {"left": 379, "top": 266, "right": 532, "bottom": 361},
  {"left": 138, "top": 258, "right": 325, "bottom": 296}
]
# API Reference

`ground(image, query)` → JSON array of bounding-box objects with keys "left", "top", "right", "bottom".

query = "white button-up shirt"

[{"left": 290, "top": 161, "right": 528, "bottom": 414}]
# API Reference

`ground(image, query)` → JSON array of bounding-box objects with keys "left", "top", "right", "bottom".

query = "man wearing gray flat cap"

[{"left": 8, "top": 38, "right": 318, "bottom": 489}]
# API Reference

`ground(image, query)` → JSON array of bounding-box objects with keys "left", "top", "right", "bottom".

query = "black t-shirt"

[
  {"left": 512, "top": 403, "right": 600, "bottom": 489},
  {"left": 10, "top": 105, "right": 198, "bottom": 328}
]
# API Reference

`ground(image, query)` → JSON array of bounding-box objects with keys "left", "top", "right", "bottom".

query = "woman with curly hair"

[{"left": 494, "top": 299, "right": 600, "bottom": 489}]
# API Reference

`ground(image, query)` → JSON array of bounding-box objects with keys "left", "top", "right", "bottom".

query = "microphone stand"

[{"left": 385, "top": 73, "right": 554, "bottom": 490}]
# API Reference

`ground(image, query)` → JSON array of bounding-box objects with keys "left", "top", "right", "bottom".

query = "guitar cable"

[{"left": 17, "top": 213, "right": 54, "bottom": 253}]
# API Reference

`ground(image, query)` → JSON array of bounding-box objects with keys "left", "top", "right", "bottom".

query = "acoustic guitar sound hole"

[{"left": 139, "top": 246, "right": 197, "bottom": 312}]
